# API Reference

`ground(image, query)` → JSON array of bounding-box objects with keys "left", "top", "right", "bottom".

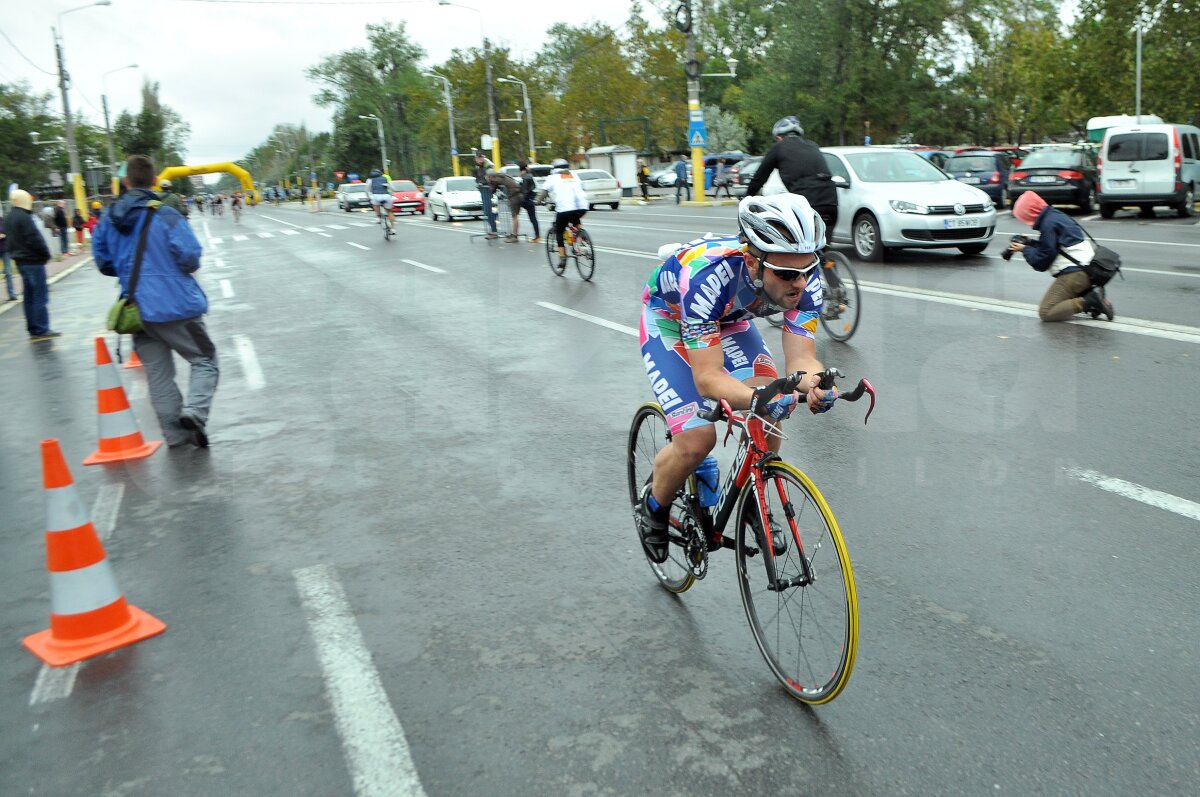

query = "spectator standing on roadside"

[
  {"left": 473, "top": 152, "right": 499, "bottom": 239},
  {"left": 744, "top": 116, "right": 838, "bottom": 244},
  {"left": 637, "top": 159, "right": 651, "bottom": 201},
  {"left": 517, "top": 162, "right": 542, "bottom": 242},
  {"left": 5, "top": 190, "right": 59, "bottom": 340},
  {"left": 0, "top": 212, "right": 17, "bottom": 301},
  {"left": 72, "top": 208, "right": 85, "bottom": 247},
  {"left": 93, "top": 155, "right": 217, "bottom": 449},
  {"left": 712, "top": 157, "right": 734, "bottom": 199},
  {"left": 53, "top": 201, "right": 71, "bottom": 257},
  {"left": 674, "top": 154, "right": 691, "bottom": 203},
  {"left": 158, "top": 178, "right": 188, "bottom": 218}
]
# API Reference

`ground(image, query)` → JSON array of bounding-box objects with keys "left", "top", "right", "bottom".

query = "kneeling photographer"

[{"left": 1007, "top": 192, "right": 1114, "bottom": 322}]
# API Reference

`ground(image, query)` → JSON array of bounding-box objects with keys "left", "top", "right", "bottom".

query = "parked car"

[
  {"left": 336, "top": 182, "right": 371, "bottom": 211},
  {"left": 1008, "top": 147, "right": 1099, "bottom": 211},
  {"left": 427, "top": 176, "right": 495, "bottom": 221},
  {"left": 645, "top": 164, "right": 675, "bottom": 187},
  {"left": 990, "top": 146, "right": 1030, "bottom": 168},
  {"left": 914, "top": 150, "right": 958, "bottom": 170},
  {"left": 821, "top": 146, "right": 997, "bottom": 261},
  {"left": 574, "top": 168, "right": 621, "bottom": 209},
  {"left": 730, "top": 156, "right": 762, "bottom": 196},
  {"left": 499, "top": 163, "right": 554, "bottom": 192},
  {"left": 389, "top": 179, "right": 425, "bottom": 215},
  {"left": 1098, "top": 122, "right": 1200, "bottom": 218},
  {"left": 942, "top": 151, "right": 1013, "bottom": 208}
]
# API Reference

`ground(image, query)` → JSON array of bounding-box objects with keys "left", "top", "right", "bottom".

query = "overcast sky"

[{"left": 3, "top": 0, "right": 638, "bottom": 167}]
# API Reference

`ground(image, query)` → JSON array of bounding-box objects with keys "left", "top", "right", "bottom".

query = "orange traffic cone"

[
  {"left": 123, "top": 350, "right": 143, "bottom": 369},
  {"left": 24, "top": 439, "right": 166, "bottom": 666},
  {"left": 83, "top": 337, "right": 161, "bottom": 465}
]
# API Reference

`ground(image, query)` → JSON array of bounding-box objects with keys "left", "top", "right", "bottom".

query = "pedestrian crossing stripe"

[
  {"left": 281, "top": 230, "right": 300, "bottom": 236},
  {"left": 326, "top": 224, "right": 347, "bottom": 230},
  {"left": 257, "top": 232, "right": 274, "bottom": 238},
  {"left": 232, "top": 235, "right": 249, "bottom": 242},
  {"left": 210, "top": 238, "right": 223, "bottom": 245}
]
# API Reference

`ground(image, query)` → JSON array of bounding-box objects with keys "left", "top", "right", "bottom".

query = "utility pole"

[
  {"left": 484, "top": 39, "right": 501, "bottom": 166},
  {"left": 54, "top": 30, "right": 88, "bottom": 219}
]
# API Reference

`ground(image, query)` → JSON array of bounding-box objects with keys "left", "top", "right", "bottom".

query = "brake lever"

[{"left": 837, "top": 379, "right": 876, "bottom": 425}]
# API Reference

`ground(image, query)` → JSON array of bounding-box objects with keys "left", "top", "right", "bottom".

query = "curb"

[{"left": 0, "top": 255, "right": 94, "bottom": 319}]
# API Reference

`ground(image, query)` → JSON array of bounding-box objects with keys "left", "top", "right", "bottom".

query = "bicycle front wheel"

[
  {"left": 735, "top": 461, "right": 858, "bottom": 703},
  {"left": 574, "top": 229, "right": 595, "bottom": 281},
  {"left": 626, "top": 403, "right": 697, "bottom": 594},
  {"left": 546, "top": 228, "right": 564, "bottom": 276},
  {"left": 819, "top": 251, "right": 861, "bottom": 342}
]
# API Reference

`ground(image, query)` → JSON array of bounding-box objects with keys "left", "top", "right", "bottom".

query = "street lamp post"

[
  {"left": 437, "top": 1, "right": 500, "bottom": 167},
  {"left": 358, "top": 114, "right": 389, "bottom": 175},
  {"left": 101, "top": 63, "right": 138, "bottom": 198},
  {"left": 497, "top": 76, "right": 535, "bottom": 162},
  {"left": 424, "top": 71, "right": 460, "bottom": 176},
  {"left": 53, "top": 0, "right": 112, "bottom": 220}
]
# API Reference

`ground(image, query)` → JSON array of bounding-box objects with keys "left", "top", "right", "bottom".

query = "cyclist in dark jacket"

[{"left": 744, "top": 116, "right": 837, "bottom": 243}]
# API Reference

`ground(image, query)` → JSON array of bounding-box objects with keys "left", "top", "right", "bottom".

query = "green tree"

[
  {"left": 112, "top": 80, "right": 190, "bottom": 168},
  {"left": 0, "top": 83, "right": 63, "bottom": 191}
]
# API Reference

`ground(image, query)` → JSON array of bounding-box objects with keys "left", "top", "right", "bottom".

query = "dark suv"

[
  {"left": 1008, "top": 147, "right": 1099, "bottom": 212},
  {"left": 942, "top": 151, "right": 1013, "bottom": 208}
]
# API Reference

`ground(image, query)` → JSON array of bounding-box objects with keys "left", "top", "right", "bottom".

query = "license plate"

[
  {"left": 943, "top": 218, "right": 980, "bottom": 229},
  {"left": 1029, "top": 175, "right": 1057, "bottom": 184},
  {"left": 956, "top": 176, "right": 980, "bottom": 184},
  {"left": 1108, "top": 179, "right": 1136, "bottom": 188}
]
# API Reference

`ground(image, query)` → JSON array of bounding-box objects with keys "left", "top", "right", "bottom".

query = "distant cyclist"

[
  {"left": 230, "top": 193, "right": 243, "bottom": 223},
  {"left": 634, "top": 194, "right": 833, "bottom": 563},
  {"left": 744, "top": 115, "right": 837, "bottom": 244},
  {"left": 366, "top": 168, "right": 394, "bottom": 231},
  {"left": 536, "top": 158, "right": 589, "bottom": 270}
]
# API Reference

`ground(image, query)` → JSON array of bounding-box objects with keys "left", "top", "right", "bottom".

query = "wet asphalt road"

[{"left": 1, "top": 197, "right": 1198, "bottom": 796}]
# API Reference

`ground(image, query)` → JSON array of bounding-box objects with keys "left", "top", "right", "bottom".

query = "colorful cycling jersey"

[{"left": 642, "top": 234, "right": 822, "bottom": 348}]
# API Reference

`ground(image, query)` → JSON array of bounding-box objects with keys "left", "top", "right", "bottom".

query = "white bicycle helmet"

[
  {"left": 550, "top": 158, "right": 570, "bottom": 173},
  {"left": 772, "top": 115, "right": 804, "bottom": 137},
  {"left": 738, "top": 194, "right": 825, "bottom": 255}
]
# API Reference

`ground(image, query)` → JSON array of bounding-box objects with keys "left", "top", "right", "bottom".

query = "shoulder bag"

[
  {"left": 106, "top": 206, "right": 158, "bottom": 334},
  {"left": 1058, "top": 223, "right": 1123, "bottom": 287}
]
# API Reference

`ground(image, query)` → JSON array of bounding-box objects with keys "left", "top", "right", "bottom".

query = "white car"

[
  {"left": 336, "top": 182, "right": 371, "bottom": 212},
  {"left": 575, "top": 169, "right": 621, "bottom": 209},
  {"left": 427, "top": 176, "right": 496, "bottom": 222},
  {"left": 499, "top": 163, "right": 554, "bottom": 192},
  {"left": 820, "top": 147, "right": 997, "bottom": 260}
]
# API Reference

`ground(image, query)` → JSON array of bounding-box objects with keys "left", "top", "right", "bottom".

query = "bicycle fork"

[{"left": 750, "top": 474, "right": 814, "bottom": 593}]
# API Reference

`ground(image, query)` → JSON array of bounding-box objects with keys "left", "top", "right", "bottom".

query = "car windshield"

[
  {"left": 1019, "top": 151, "right": 1082, "bottom": 169},
  {"left": 390, "top": 181, "right": 418, "bottom": 191},
  {"left": 576, "top": 170, "right": 613, "bottom": 181},
  {"left": 844, "top": 152, "right": 948, "bottom": 182},
  {"left": 1107, "top": 132, "right": 1169, "bottom": 161},
  {"left": 444, "top": 178, "right": 476, "bottom": 191},
  {"left": 945, "top": 156, "right": 998, "bottom": 171},
  {"left": 342, "top": 184, "right": 366, "bottom": 193},
  {"left": 528, "top": 166, "right": 553, "bottom": 177}
]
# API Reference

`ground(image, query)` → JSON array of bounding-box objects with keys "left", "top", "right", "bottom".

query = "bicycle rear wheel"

[
  {"left": 735, "top": 461, "right": 857, "bottom": 703},
  {"left": 546, "top": 227, "right": 564, "bottom": 276},
  {"left": 574, "top": 229, "right": 595, "bottom": 281},
  {"left": 818, "top": 251, "right": 860, "bottom": 342},
  {"left": 626, "top": 403, "right": 698, "bottom": 594}
]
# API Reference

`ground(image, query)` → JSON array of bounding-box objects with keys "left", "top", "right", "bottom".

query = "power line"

[
  {"left": 177, "top": 0, "right": 426, "bottom": 5},
  {"left": 0, "top": 28, "right": 56, "bottom": 76}
]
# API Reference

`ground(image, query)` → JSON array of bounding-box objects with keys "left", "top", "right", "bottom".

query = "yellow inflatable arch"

[{"left": 156, "top": 162, "right": 259, "bottom": 204}]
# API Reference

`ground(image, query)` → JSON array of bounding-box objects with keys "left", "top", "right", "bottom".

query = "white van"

[{"left": 1098, "top": 123, "right": 1200, "bottom": 218}]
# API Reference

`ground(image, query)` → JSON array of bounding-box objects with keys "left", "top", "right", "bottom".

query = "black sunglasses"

[{"left": 760, "top": 254, "right": 820, "bottom": 282}]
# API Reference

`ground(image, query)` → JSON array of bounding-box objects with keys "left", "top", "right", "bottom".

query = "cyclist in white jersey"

[{"left": 536, "top": 159, "right": 589, "bottom": 269}]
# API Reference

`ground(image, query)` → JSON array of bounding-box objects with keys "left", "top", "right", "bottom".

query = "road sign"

[
  {"left": 689, "top": 108, "right": 704, "bottom": 123},
  {"left": 334, "top": 171, "right": 345, "bottom": 181},
  {"left": 480, "top": 134, "right": 493, "bottom": 150},
  {"left": 688, "top": 122, "right": 708, "bottom": 147}
]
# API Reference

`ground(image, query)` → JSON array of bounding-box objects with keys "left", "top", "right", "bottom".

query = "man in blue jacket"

[{"left": 93, "top": 154, "right": 218, "bottom": 448}]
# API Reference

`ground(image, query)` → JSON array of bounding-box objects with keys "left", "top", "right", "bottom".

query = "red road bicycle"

[{"left": 627, "top": 369, "right": 876, "bottom": 703}]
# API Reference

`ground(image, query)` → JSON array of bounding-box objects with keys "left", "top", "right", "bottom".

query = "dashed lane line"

[
  {"left": 1065, "top": 468, "right": 1200, "bottom": 523},
  {"left": 233, "top": 334, "right": 265, "bottom": 390},
  {"left": 257, "top": 232, "right": 274, "bottom": 238},
  {"left": 536, "top": 301, "right": 637, "bottom": 337},
  {"left": 281, "top": 229, "right": 300, "bottom": 236},
  {"left": 220, "top": 279, "right": 235, "bottom": 298},
  {"left": 294, "top": 564, "right": 428, "bottom": 797},
  {"left": 401, "top": 259, "right": 446, "bottom": 273},
  {"left": 232, "top": 234, "right": 248, "bottom": 242},
  {"left": 326, "top": 224, "right": 348, "bottom": 230},
  {"left": 348, "top": 242, "right": 370, "bottom": 251}
]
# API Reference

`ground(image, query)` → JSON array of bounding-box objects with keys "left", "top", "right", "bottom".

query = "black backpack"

[{"left": 1059, "top": 225, "right": 1123, "bottom": 287}]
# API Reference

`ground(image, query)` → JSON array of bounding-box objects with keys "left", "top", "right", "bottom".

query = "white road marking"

[
  {"left": 857, "top": 281, "right": 1200, "bottom": 344},
  {"left": 281, "top": 229, "right": 300, "bottom": 236},
  {"left": 256, "top": 213, "right": 308, "bottom": 229},
  {"left": 348, "top": 242, "right": 370, "bottom": 251},
  {"left": 294, "top": 565, "right": 427, "bottom": 797},
  {"left": 536, "top": 301, "right": 637, "bottom": 336},
  {"left": 257, "top": 232, "right": 274, "bottom": 238},
  {"left": 1065, "top": 468, "right": 1200, "bottom": 522},
  {"left": 92, "top": 482, "right": 125, "bottom": 542},
  {"left": 326, "top": 224, "right": 348, "bottom": 230},
  {"left": 30, "top": 664, "right": 80, "bottom": 705},
  {"left": 209, "top": 238, "right": 224, "bottom": 246},
  {"left": 1121, "top": 266, "right": 1200, "bottom": 279},
  {"left": 202, "top": 220, "right": 213, "bottom": 241},
  {"left": 220, "top": 279, "right": 235, "bottom": 298},
  {"left": 350, "top": 222, "right": 373, "bottom": 228},
  {"left": 306, "top": 226, "right": 325, "bottom": 232},
  {"left": 233, "top": 334, "right": 265, "bottom": 390},
  {"left": 318, "top": 232, "right": 332, "bottom": 237},
  {"left": 232, "top": 234, "right": 249, "bottom": 242},
  {"left": 401, "top": 259, "right": 445, "bottom": 273}
]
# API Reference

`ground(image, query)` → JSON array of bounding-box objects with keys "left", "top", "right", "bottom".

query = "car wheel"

[
  {"left": 610, "top": 202, "right": 619, "bottom": 210},
  {"left": 958, "top": 243, "right": 988, "bottom": 255},
  {"left": 1079, "top": 185, "right": 1095, "bottom": 213},
  {"left": 852, "top": 213, "right": 884, "bottom": 262},
  {"left": 1100, "top": 203, "right": 1116, "bottom": 219},
  {"left": 1176, "top": 184, "right": 1195, "bottom": 218}
]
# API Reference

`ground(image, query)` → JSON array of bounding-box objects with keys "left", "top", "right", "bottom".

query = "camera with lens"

[{"left": 1000, "top": 234, "right": 1033, "bottom": 261}]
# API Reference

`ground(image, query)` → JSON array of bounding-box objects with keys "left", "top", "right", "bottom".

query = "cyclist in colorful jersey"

[
  {"left": 536, "top": 159, "right": 589, "bottom": 270},
  {"left": 366, "top": 168, "right": 394, "bottom": 227},
  {"left": 635, "top": 194, "right": 835, "bottom": 563}
]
